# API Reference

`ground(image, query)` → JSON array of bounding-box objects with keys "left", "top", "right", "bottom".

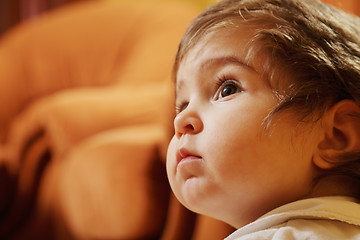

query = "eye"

[
  {"left": 175, "top": 102, "right": 188, "bottom": 114},
  {"left": 215, "top": 78, "right": 242, "bottom": 100}
]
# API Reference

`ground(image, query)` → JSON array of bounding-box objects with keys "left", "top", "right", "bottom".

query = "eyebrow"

[
  {"left": 200, "top": 55, "right": 254, "bottom": 71},
  {"left": 176, "top": 56, "right": 254, "bottom": 92}
]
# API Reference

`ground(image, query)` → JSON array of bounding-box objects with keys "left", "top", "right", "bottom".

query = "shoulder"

[
  {"left": 225, "top": 196, "right": 360, "bottom": 240},
  {"left": 226, "top": 218, "right": 360, "bottom": 240}
]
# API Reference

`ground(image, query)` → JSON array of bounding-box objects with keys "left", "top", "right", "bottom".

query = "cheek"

[
  {"left": 201, "top": 112, "right": 274, "bottom": 181},
  {"left": 166, "top": 136, "right": 177, "bottom": 175},
  {"left": 204, "top": 114, "right": 264, "bottom": 157}
]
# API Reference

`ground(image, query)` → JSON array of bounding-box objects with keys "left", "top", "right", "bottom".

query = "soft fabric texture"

[
  {"left": 225, "top": 196, "right": 360, "bottom": 240},
  {"left": 0, "top": 1, "right": 235, "bottom": 239}
]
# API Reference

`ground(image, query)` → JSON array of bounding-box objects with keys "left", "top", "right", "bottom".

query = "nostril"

[
  {"left": 186, "top": 124, "right": 195, "bottom": 131},
  {"left": 175, "top": 123, "right": 195, "bottom": 139},
  {"left": 174, "top": 111, "right": 203, "bottom": 137}
]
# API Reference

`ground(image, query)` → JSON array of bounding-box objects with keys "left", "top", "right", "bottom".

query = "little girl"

[{"left": 166, "top": 0, "right": 360, "bottom": 239}]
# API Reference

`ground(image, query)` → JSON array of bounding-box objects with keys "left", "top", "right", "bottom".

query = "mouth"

[{"left": 176, "top": 148, "right": 202, "bottom": 165}]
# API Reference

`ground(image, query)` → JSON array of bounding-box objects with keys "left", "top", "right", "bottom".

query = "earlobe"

[{"left": 315, "top": 100, "right": 360, "bottom": 170}]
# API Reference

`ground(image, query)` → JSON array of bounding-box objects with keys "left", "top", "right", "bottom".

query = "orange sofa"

[{"left": 0, "top": 1, "right": 234, "bottom": 239}]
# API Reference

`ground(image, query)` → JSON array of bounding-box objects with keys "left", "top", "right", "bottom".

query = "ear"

[{"left": 315, "top": 100, "right": 360, "bottom": 170}]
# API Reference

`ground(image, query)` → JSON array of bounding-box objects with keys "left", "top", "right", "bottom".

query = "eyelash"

[
  {"left": 175, "top": 75, "right": 242, "bottom": 114},
  {"left": 175, "top": 102, "right": 188, "bottom": 115},
  {"left": 214, "top": 75, "right": 242, "bottom": 100}
]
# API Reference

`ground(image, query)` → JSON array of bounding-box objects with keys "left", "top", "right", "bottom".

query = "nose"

[{"left": 174, "top": 108, "right": 203, "bottom": 139}]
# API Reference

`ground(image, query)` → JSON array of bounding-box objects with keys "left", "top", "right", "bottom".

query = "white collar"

[{"left": 226, "top": 196, "right": 360, "bottom": 240}]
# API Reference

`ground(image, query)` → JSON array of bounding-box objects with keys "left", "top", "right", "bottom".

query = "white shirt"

[{"left": 225, "top": 196, "right": 360, "bottom": 240}]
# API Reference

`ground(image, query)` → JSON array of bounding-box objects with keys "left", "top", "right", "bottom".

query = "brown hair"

[{"left": 173, "top": 0, "right": 360, "bottom": 196}]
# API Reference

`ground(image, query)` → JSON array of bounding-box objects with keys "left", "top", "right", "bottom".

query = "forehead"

[{"left": 175, "top": 27, "right": 256, "bottom": 89}]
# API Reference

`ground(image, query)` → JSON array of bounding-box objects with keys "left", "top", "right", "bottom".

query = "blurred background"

[
  {"left": 0, "top": 0, "right": 213, "bottom": 36},
  {"left": 1, "top": 0, "right": 359, "bottom": 36}
]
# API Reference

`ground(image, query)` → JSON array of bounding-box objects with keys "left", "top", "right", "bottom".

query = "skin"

[{"left": 166, "top": 28, "right": 324, "bottom": 228}]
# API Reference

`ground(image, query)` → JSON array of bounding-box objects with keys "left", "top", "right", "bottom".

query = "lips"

[
  {"left": 176, "top": 148, "right": 202, "bottom": 165},
  {"left": 174, "top": 147, "right": 203, "bottom": 179}
]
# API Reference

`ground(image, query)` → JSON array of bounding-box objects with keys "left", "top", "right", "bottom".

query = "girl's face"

[{"left": 166, "top": 29, "right": 321, "bottom": 228}]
